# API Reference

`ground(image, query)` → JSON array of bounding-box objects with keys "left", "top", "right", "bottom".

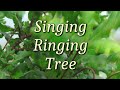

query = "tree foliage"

[{"left": 0, "top": 11, "right": 120, "bottom": 79}]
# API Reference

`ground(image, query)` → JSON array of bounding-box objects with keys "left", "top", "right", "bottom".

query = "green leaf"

[
  {"left": 15, "top": 51, "right": 31, "bottom": 61},
  {"left": 11, "top": 63, "right": 28, "bottom": 79},
  {"left": 0, "top": 33, "right": 3, "bottom": 38},
  {"left": 20, "top": 69, "right": 46, "bottom": 79},
  {"left": 0, "top": 70, "right": 9, "bottom": 79},
  {"left": 92, "top": 11, "right": 120, "bottom": 40},
  {"left": 0, "top": 12, "right": 4, "bottom": 19},
  {"left": 0, "top": 23, "right": 12, "bottom": 32}
]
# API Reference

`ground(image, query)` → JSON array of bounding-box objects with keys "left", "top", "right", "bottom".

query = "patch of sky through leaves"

[{"left": 0, "top": 11, "right": 29, "bottom": 49}]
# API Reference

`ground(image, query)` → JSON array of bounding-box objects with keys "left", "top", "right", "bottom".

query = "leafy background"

[{"left": 0, "top": 11, "right": 120, "bottom": 79}]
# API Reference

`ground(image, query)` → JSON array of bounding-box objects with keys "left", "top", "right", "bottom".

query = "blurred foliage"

[{"left": 0, "top": 11, "right": 120, "bottom": 79}]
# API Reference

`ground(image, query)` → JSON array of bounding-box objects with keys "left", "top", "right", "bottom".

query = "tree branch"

[
  {"left": 12, "top": 34, "right": 31, "bottom": 50},
  {"left": 72, "top": 67, "right": 96, "bottom": 79},
  {"left": 60, "top": 51, "right": 78, "bottom": 79},
  {"left": 3, "top": 29, "right": 16, "bottom": 50},
  {"left": 107, "top": 71, "right": 120, "bottom": 79}
]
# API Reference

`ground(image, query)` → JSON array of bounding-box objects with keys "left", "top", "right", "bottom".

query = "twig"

[
  {"left": 14, "top": 48, "right": 24, "bottom": 51},
  {"left": 29, "top": 18, "right": 34, "bottom": 28},
  {"left": 60, "top": 51, "right": 78, "bottom": 79},
  {"left": 68, "top": 51, "right": 74, "bottom": 57},
  {"left": 107, "top": 71, "right": 120, "bottom": 79},
  {"left": 12, "top": 34, "right": 31, "bottom": 50},
  {"left": 72, "top": 67, "right": 96, "bottom": 79},
  {"left": 3, "top": 29, "right": 16, "bottom": 50}
]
